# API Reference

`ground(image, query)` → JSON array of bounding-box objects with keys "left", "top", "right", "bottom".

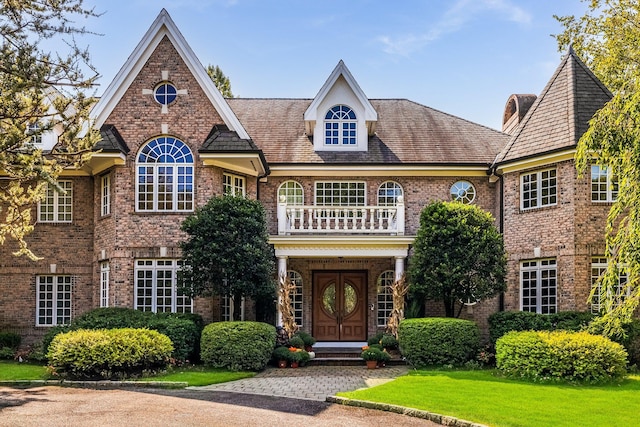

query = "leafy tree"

[
  {"left": 178, "top": 195, "right": 276, "bottom": 319},
  {"left": 408, "top": 201, "right": 506, "bottom": 318},
  {"left": 555, "top": 0, "right": 640, "bottom": 336},
  {"left": 0, "top": 1, "right": 100, "bottom": 259},
  {"left": 206, "top": 64, "right": 234, "bottom": 98}
]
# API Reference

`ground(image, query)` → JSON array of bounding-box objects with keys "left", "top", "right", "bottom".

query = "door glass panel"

[
  {"left": 322, "top": 283, "right": 336, "bottom": 315},
  {"left": 344, "top": 283, "right": 356, "bottom": 315}
]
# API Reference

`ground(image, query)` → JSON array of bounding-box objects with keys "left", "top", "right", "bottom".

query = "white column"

[
  {"left": 277, "top": 195, "right": 287, "bottom": 235},
  {"left": 395, "top": 256, "right": 405, "bottom": 282},
  {"left": 396, "top": 196, "right": 405, "bottom": 235},
  {"left": 277, "top": 256, "right": 288, "bottom": 326}
]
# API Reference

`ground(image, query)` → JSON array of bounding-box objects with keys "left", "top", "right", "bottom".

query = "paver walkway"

[{"left": 191, "top": 365, "right": 409, "bottom": 401}]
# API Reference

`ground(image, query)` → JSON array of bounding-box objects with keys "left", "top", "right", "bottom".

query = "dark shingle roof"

[
  {"left": 200, "top": 124, "right": 261, "bottom": 153},
  {"left": 494, "top": 48, "right": 612, "bottom": 166},
  {"left": 95, "top": 124, "right": 129, "bottom": 153},
  {"left": 227, "top": 98, "right": 508, "bottom": 166}
]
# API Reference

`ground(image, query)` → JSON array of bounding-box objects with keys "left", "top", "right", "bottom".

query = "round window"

[
  {"left": 154, "top": 82, "right": 178, "bottom": 105},
  {"left": 450, "top": 181, "right": 476, "bottom": 204}
]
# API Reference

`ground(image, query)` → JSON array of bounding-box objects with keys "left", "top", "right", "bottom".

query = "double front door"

[{"left": 313, "top": 271, "right": 367, "bottom": 341}]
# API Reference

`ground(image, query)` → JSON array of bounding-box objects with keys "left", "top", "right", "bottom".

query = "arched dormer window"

[
  {"left": 136, "top": 136, "right": 194, "bottom": 212},
  {"left": 324, "top": 105, "right": 357, "bottom": 145}
]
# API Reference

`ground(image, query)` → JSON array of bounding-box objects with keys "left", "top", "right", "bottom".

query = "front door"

[{"left": 313, "top": 271, "right": 367, "bottom": 341}]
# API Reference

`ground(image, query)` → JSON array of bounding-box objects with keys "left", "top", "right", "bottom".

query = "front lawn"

[
  {"left": 0, "top": 360, "right": 50, "bottom": 380},
  {"left": 338, "top": 369, "right": 640, "bottom": 427},
  {"left": 0, "top": 360, "right": 254, "bottom": 387}
]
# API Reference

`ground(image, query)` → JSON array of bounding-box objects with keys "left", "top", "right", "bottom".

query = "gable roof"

[
  {"left": 94, "top": 124, "right": 129, "bottom": 153},
  {"left": 303, "top": 60, "right": 378, "bottom": 135},
  {"left": 90, "top": 9, "right": 249, "bottom": 139},
  {"left": 494, "top": 47, "right": 612, "bottom": 166},
  {"left": 228, "top": 98, "right": 508, "bottom": 165}
]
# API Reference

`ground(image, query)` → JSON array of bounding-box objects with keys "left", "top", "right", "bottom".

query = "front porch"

[{"left": 270, "top": 236, "right": 413, "bottom": 344}]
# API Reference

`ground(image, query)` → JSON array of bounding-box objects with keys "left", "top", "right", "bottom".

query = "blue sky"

[{"left": 73, "top": 1, "right": 588, "bottom": 130}]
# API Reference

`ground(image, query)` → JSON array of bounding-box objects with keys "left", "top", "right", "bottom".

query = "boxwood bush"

[
  {"left": 496, "top": 330, "right": 627, "bottom": 383},
  {"left": 47, "top": 328, "right": 173, "bottom": 380},
  {"left": 201, "top": 321, "right": 275, "bottom": 371},
  {"left": 42, "top": 308, "right": 203, "bottom": 362},
  {"left": 398, "top": 318, "right": 480, "bottom": 367}
]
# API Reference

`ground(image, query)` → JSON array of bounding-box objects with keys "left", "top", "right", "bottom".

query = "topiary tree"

[
  {"left": 178, "top": 195, "right": 276, "bottom": 319},
  {"left": 408, "top": 201, "right": 506, "bottom": 317}
]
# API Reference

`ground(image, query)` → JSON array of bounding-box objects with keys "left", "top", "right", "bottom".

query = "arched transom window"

[
  {"left": 324, "top": 105, "right": 357, "bottom": 145},
  {"left": 136, "top": 137, "right": 194, "bottom": 212},
  {"left": 377, "top": 181, "right": 403, "bottom": 206}
]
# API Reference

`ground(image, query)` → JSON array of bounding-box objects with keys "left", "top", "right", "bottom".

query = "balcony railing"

[{"left": 277, "top": 196, "right": 405, "bottom": 235}]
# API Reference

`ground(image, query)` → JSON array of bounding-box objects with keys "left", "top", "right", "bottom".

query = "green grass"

[
  {"left": 0, "top": 360, "right": 50, "bottom": 380},
  {"left": 338, "top": 370, "right": 640, "bottom": 427},
  {"left": 0, "top": 360, "right": 254, "bottom": 386},
  {"left": 136, "top": 365, "right": 255, "bottom": 386}
]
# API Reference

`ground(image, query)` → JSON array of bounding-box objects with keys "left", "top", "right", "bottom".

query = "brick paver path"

[{"left": 191, "top": 365, "right": 409, "bottom": 401}]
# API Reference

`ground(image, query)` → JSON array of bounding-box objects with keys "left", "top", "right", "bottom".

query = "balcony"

[{"left": 277, "top": 196, "right": 405, "bottom": 236}]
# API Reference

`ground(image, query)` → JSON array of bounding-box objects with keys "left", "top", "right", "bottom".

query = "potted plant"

[
  {"left": 288, "top": 347, "right": 309, "bottom": 368},
  {"left": 272, "top": 346, "right": 291, "bottom": 368},
  {"left": 294, "top": 331, "right": 316, "bottom": 352},
  {"left": 288, "top": 336, "right": 305, "bottom": 349},
  {"left": 361, "top": 346, "right": 384, "bottom": 369}
]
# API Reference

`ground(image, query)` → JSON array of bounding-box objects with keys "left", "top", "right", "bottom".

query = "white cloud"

[{"left": 378, "top": 0, "right": 532, "bottom": 56}]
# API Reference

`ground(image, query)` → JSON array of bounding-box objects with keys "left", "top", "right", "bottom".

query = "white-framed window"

[
  {"left": 377, "top": 181, "right": 403, "bottom": 206},
  {"left": 100, "top": 261, "right": 110, "bottom": 308},
  {"left": 223, "top": 173, "right": 246, "bottom": 196},
  {"left": 136, "top": 137, "right": 194, "bottom": 212},
  {"left": 27, "top": 122, "right": 42, "bottom": 145},
  {"left": 134, "top": 259, "right": 192, "bottom": 313},
  {"left": 590, "top": 257, "right": 629, "bottom": 314},
  {"left": 377, "top": 271, "right": 395, "bottom": 327},
  {"left": 38, "top": 181, "right": 73, "bottom": 223},
  {"left": 521, "top": 168, "right": 557, "bottom": 210},
  {"left": 520, "top": 258, "right": 557, "bottom": 314},
  {"left": 324, "top": 105, "right": 357, "bottom": 145},
  {"left": 221, "top": 295, "right": 245, "bottom": 321},
  {"left": 591, "top": 165, "right": 618, "bottom": 203},
  {"left": 36, "top": 276, "right": 73, "bottom": 326},
  {"left": 450, "top": 180, "right": 476, "bottom": 204},
  {"left": 154, "top": 82, "right": 178, "bottom": 105},
  {"left": 288, "top": 270, "right": 304, "bottom": 327},
  {"left": 315, "top": 181, "right": 366, "bottom": 219},
  {"left": 278, "top": 180, "right": 304, "bottom": 205},
  {"left": 101, "top": 174, "right": 111, "bottom": 216}
]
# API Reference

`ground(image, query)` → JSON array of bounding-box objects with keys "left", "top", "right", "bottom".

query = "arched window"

[
  {"left": 377, "top": 271, "right": 395, "bottom": 327},
  {"left": 450, "top": 180, "right": 476, "bottom": 204},
  {"left": 136, "top": 136, "right": 194, "bottom": 212},
  {"left": 278, "top": 180, "right": 304, "bottom": 219},
  {"left": 288, "top": 270, "right": 304, "bottom": 327},
  {"left": 324, "top": 105, "right": 357, "bottom": 145},
  {"left": 377, "top": 181, "right": 403, "bottom": 206}
]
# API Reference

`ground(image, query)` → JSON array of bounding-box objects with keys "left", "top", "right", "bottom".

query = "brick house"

[{"left": 0, "top": 10, "right": 616, "bottom": 344}]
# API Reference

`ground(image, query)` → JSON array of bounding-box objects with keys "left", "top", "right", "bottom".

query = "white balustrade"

[{"left": 277, "top": 199, "right": 405, "bottom": 235}]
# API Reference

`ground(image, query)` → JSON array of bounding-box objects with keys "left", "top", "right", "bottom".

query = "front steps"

[{"left": 308, "top": 342, "right": 406, "bottom": 366}]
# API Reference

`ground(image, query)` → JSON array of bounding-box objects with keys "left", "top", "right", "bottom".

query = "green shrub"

[
  {"left": 47, "top": 328, "right": 173, "bottom": 380},
  {"left": 293, "top": 331, "right": 316, "bottom": 347},
  {"left": 200, "top": 321, "right": 275, "bottom": 371},
  {"left": 380, "top": 333, "right": 399, "bottom": 350},
  {"left": 367, "top": 332, "right": 384, "bottom": 346},
  {"left": 589, "top": 318, "right": 640, "bottom": 367},
  {"left": 398, "top": 318, "right": 480, "bottom": 367},
  {"left": 0, "top": 332, "right": 21, "bottom": 349},
  {"left": 42, "top": 308, "right": 203, "bottom": 362},
  {"left": 272, "top": 345, "right": 292, "bottom": 362},
  {"left": 496, "top": 330, "right": 627, "bottom": 383},
  {"left": 0, "top": 347, "right": 15, "bottom": 359},
  {"left": 288, "top": 336, "right": 304, "bottom": 349},
  {"left": 488, "top": 311, "right": 594, "bottom": 344}
]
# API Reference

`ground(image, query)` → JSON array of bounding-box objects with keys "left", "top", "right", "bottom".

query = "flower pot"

[
  {"left": 290, "top": 361, "right": 299, "bottom": 368},
  {"left": 366, "top": 360, "right": 378, "bottom": 369},
  {"left": 377, "top": 361, "right": 386, "bottom": 368},
  {"left": 278, "top": 360, "right": 287, "bottom": 368}
]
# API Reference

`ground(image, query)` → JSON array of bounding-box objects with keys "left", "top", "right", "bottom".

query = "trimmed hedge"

[
  {"left": 496, "top": 330, "right": 627, "bottom": 383},
  {"left": 201, "top": 321, "right": 275, "bottom": 371},
  {"left": 47, "top": 328, "right": 173, "bottom": 380},
  {"left": 0, "top": 332, "right": 21, "bottom": 349},
  {"left": 42, "top": 308, "right": 203, "bottom": 361},
  {"left": 398, "top": 318, "right": 480, "bottom": 367},
  {"left": 488, "top": 311, "right": 594, "bottom": 344}
]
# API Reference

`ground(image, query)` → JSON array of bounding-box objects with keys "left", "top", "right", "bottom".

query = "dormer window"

[{"left": 325, "top": 105, "right": 357, "bottom": 145}]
